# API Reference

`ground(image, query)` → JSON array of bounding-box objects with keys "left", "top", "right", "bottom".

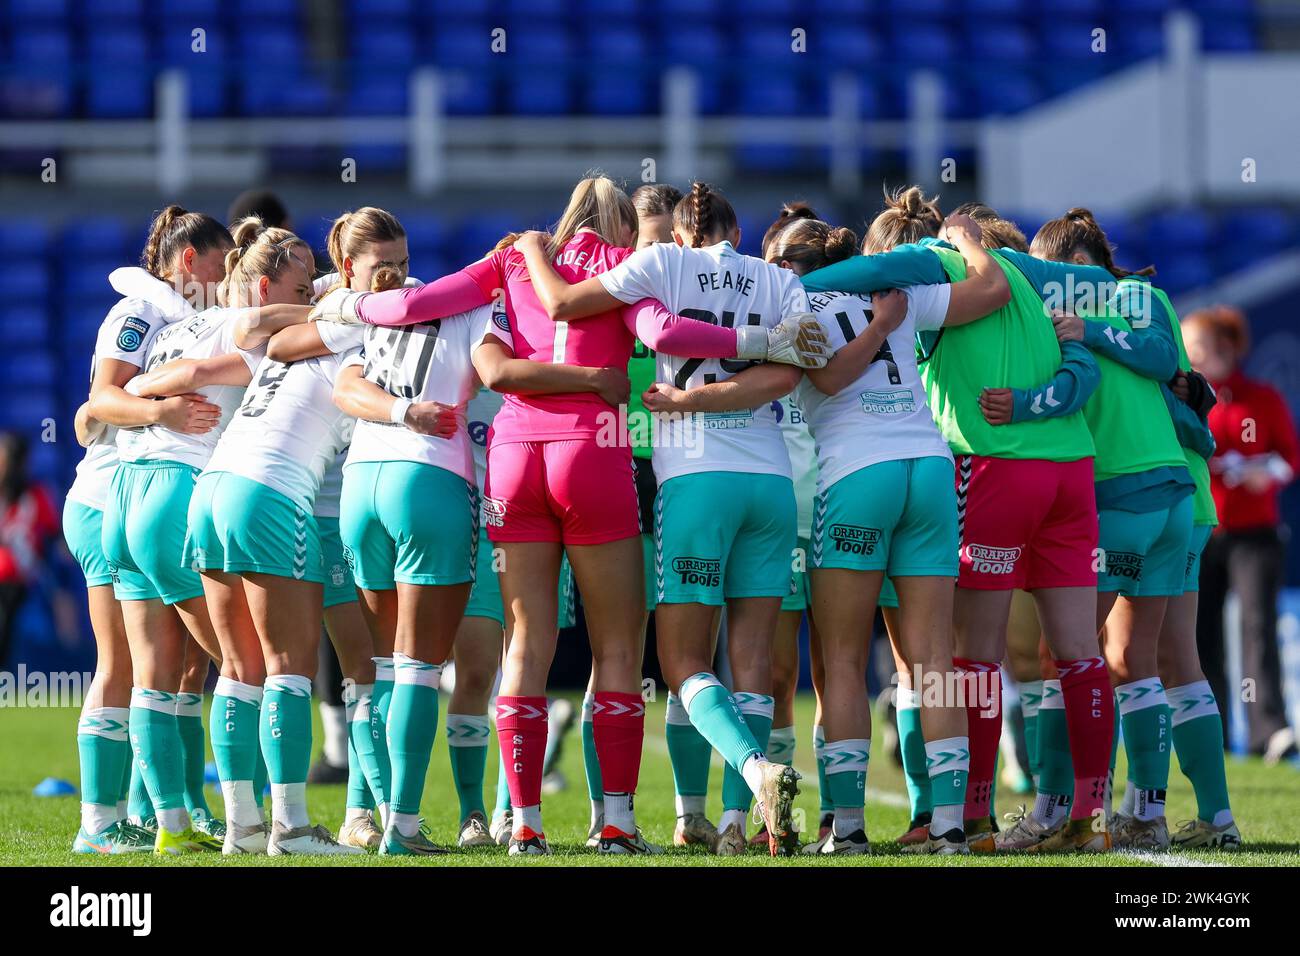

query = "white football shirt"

[
  {"left": 598, "top": 241, "right": 808, "bottom": 483},
  {"left": 343, "top": 304, "right": 506, "bottom": 485},
  {"left": 67, "top": 276, "right": 196, "bottom": 510},
  {"left": 116, "top": 307, "right": 264, "bottom": 469},
  {"left": 792, "top": 285, "right": 953, "bottom": 493}
]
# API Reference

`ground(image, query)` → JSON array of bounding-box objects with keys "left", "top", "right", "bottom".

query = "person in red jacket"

[
  {"left": 1184, "top": 306, "right": 1299, "bottom": 761},
  {"left": 0, "top": 433, "right": 61, "bottom": 667}
]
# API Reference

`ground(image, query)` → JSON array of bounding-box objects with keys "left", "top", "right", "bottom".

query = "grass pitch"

[{"left": 1, "top": 693, "right": 1296, "bottom": 866}]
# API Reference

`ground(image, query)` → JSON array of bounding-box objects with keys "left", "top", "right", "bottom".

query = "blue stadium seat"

[
  {"left": 456, "top": 214, "right": 522, "bottom": 263},
  {"left": 1152, "top": 252, "right": 1211, "bottom": 295},
  {"left": 577, "top": 0, "right": 640, "bottom": 17},
  {"left": 0, "top": 307, "right": 54, "bottom": 349},
  {"left": 437, "top": 68, "right": 497, "bottom": 116},
  {"left": 0, "top": 219, "right": 52, "bottom": 258},
  {"left": 1145, "top": 207, "right": 1215, "bottom": 253},
  {"left": 663, "top": 30, "right": 727, "bottom": 114},
  {"left": 62, "top": 217, "right": 135, "bottom": 261},
  {"left": 0, "top": 394, "right": 60, "bottom": 438},
  {"left": 1031, "top": 0, "right": 1102, "bottom": 15},
  {"left": 819, "top": 24, "right": 882, "bottom": 63},
  {"left": 1203, "top": 23, "right": 1256, "bottom": 53},
  {"left": 971, "top": 70, "right": 1043, "bottom": 116},
  {"left": 1113, "top": 0, "right": 1176, "bottom": 13},
  {"left": 3, "top": 0, "right": 70, "bottom": 20},
  {"left": 888, "top": 21, "right": 958, "bottom": 65},
  {"left": 64, "top": 260, "right": 125, "bottom": 301},
  {"left": 431, "top": 23, "right": 497, "bottom": 66},
  {"left": 966, "top": 22, "right": 1038, "bottom": 63},
  {"left": 27, "top": 439, "right": 63, "bottom": 487},
  {"left": 238, "top": 28, "right": 305, "bottom": 67},
  {"left": 86, "top": 29, "right": 153, "bottom": 118},
  {"left": 731, "top": 0, "right": 799, "bottom": 19},
  {"left": 234, "top": 0, "right": 300, "bottom": 21},
  {"left": 83, "top": 0, "right": 146, "bottom": 21},
  {"left": 586, "top": 69, "right": 654, "bottom": 116},
  {"left": 655, "top": 0, "right": 723, "bottom": 21},
  {"left": 346, "top": 74, "right": 409, "bottom": 116},
  {"left": 584, "top": 27, "right": 652, "bottom": 113},
  {"left": 397, "top": 214, "right": 452, "bottom": 264},
  {"left": 1115, "top": 22, "right": 1166, "bottom": 60},
  {"left": 347, "top": 0, "right": 415, "bottom": 18},
  {"left": 351, "top": 27, "right": 417, "bottom": 65},
  {"left": 738, "top": 26, "right": 802, "bottom": 60},
  {"left": 161, "top": 28, "right": 230, "bottom": 117},
  {"left": 962, "top": 0, "right": 1029, "bottom": 14},
  {"left": 0, "top": 260, "right": 51, "bottom": 304},
  {"left": 505, "top": 29, "right": 574, "bottom": 115},
  {"left": 1, "top": 351, "right": 58, "bottom": 392},
  {"left": 3, "top": 28, "right": 74, "bottom": 118},
  {"left": 505, "top": 0, "right": 568, "bottom": 18},
  {"left": 426, "top": 0, "right": 492, "bottom": 18},
  {"left": 885, "top": 0, "right": 954, "bottom": 15},
  {"left": 1217, "top": 209, "right": 1294, "bottom": 272},
  {"left": 156, "top": 0, "right": 222, "bottom": 18},
  {"left": 1040, "top": 20, "right": 1105, "bottom": 60}
]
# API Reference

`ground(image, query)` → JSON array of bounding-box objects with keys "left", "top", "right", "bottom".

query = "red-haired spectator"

[{"left": 1184, "top": 307, "right": 1299, "bottom": 761}]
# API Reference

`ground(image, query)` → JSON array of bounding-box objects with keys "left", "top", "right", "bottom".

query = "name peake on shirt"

[{"left": 695, "top": 269, "right": 754, "bottom": 296}]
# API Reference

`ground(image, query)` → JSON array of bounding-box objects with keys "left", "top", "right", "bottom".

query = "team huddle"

[{"left": 62, "top": 175, "right": 1239, "bottom": 859}]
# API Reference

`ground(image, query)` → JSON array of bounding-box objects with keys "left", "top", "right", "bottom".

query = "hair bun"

[
  {"left": 1065, "top": 207, "right": 1096, "bottom": 224},
  {"left": 779, "top": 201, "right": 818, "bottom": 223},
  {"left": 827, "top": 226, "right": 858, "bottom": 259}
]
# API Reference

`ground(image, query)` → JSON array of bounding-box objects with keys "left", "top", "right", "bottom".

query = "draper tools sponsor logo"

[
  {"left": 672, "top": 556, "right": 721, "bottom": 588},
  {"left": 829, "top": 524, "right": 882, "bottom": 555},
  {"left": 965, "top": 543, "right": 1022, "bottom": 575}
]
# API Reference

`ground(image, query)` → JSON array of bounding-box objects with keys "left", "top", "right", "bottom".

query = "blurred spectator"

[
  {"left": 227, "top": 189, "right": 292, "bottom": 230},
  {"left": 0, "top": 433, "right": 61, "bottom": 666},
  {"left": 1184, "top": 306, "right": 1300, "bottom": 761}
]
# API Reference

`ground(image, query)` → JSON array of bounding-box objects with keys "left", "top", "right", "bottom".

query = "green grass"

[{"left": 1, "top": 693, "right": 1296, "bottom": 866}]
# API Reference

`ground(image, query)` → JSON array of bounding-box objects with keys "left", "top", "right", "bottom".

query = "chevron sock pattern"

[
  {"left": 767, "top": 724, "right": 796, "bottom": 766},
  {"left": 1056, "top": 656, "right": 1115, "bottom": 822},
  {"left": 261, "top": 674, "right": 313, "bottom": 828},
  {"left": 446, "top": 713, "right": 490, "bottom": 820},
  {"left": 175, "top": 691, "right": 211, "bottom": 817},
  {"left": 1167, "top": 681, "right": 1233, "bottom": 826},
  {"left": 926, "top": 735, "right": 969, "bottom": 835},
  {"left": 721, "top": 692, "right": 774, "bottom": 812},
  {"left": 388, "top": 654, "right": 443, "bottom": 817},
  {"left": 896, "top": 685, "right": 933, "bottom": 820},
  {"left": 665, "top": 692, "right": 711, "bottom": 805},
  {"left": 1117, "top": 677, "right": 1171, "bottom": 821},
  {"left": 813, "top": 724, "right": 832, "bottom": 814},
  {"left": 343, "top": 683, "right": 375, "bottom": 811},
  {"left": 822, "top": 737, "right": 870, "bottom": 813},
  {"left": 953, "top": 659, "right": 1000, "bottom": 821},
  {"left": 593, "top": 691, "right": 645, "bottom": 800},
  {"left": 580, "top": 692, "right": 603, "bottom": 804},
  {"left": 211, "top": 678, "right": 263, "bottom": 826},
  {"left": 129, "top": 688, "right": 187, "bottom": 831},
  {"left": 1019, "top": 679, "right": 1045, "bottom": 787},
  {"left": 679, "top": 673, "right": 763, "bottom": 785},
  {"left": 496, "top": 696, "right": 548, "bottom": 812},
  {"left": 78, "top": 706, "right": 130, "bottom": 830}
]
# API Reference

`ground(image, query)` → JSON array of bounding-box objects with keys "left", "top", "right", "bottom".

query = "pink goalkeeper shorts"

[{"left": 483, "top": 437, "right": 641, "bottom": 545}]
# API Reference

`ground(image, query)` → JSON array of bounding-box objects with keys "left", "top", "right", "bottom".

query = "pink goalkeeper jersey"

[{"left": 463, "top": 231, "right": 634, "bottom": 442}]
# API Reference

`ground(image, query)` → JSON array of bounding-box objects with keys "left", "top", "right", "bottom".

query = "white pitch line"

[{"left": 1116, "top": 849, "right": 1224, "bottom": 868}]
